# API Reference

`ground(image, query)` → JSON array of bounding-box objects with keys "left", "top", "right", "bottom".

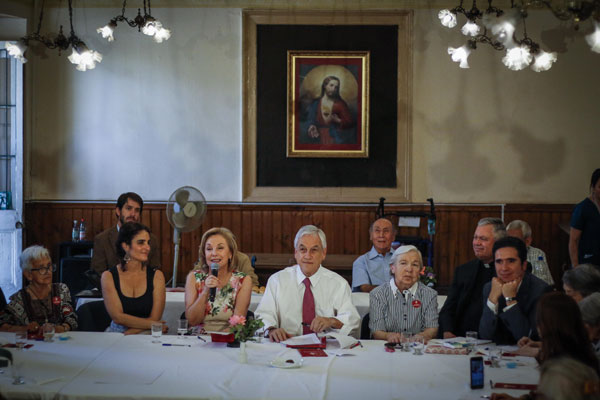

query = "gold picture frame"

[
  {"left": 243, "top": 10, "right": 412, "bottom": 203},
  {"left": 287, "top": 51, "right": 369, "bottom": 158}
]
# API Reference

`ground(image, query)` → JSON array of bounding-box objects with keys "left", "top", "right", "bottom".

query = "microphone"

[{"left": 209, "top": 263, "right": 219, "bottom": 302}]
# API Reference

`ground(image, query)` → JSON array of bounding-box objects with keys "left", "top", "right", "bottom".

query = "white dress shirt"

[{"left": 255, "top": 265, "right": 361, "bottom": 337}]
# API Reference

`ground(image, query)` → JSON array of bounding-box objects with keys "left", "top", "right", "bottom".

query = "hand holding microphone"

[{"left": 209, "top": 263, "right": 219, "bottom": 302}]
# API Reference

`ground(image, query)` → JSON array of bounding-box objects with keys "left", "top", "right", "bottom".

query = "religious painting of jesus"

[{"left": 287, "top": 51, "right": 369, "bottom": 158}]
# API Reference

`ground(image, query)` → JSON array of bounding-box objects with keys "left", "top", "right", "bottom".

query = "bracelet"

[{"left": 505, "top": 297, "right": 517, "bottom": 303}]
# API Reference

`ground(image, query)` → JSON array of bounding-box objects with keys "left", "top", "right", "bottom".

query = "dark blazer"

[
  {"left": 479, "top": 272, "right": 552, "bottom": 344},
  {"left": 438, "top": 259, "right": 493, "bottom": 336},
  {"left": 91, "top": 226, "right": 161, "bottom": 274}
]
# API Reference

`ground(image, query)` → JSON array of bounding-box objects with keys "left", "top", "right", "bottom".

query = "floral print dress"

[{"left": 194, "top": 270, "right": 246, "bottom": 332}]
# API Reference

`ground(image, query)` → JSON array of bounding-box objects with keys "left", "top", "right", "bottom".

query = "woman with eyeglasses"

[{"left": 0, "top": 245, "right": 78, "bottom": 333}]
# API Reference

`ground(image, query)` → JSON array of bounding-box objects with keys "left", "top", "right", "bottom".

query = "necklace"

[{"left": 27, "top": 285, "right": 53, "bottom": 323}]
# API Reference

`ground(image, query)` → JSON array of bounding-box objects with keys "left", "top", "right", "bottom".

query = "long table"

[
  {"left": 0, "top": 331, "right": 538, "bottom": 400},
  {"left": 77, "top": 293, "right": 447, "bottom": 337}
]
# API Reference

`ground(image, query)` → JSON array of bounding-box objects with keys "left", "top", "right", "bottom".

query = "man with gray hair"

[
  {"left": 255, "top": 225, "right": 360, "bottom": 342},
  {"left": 507, "top": 219, "right": 554, "bottom": 285},
  {"left": 439, "top": 217, "right": 506, "bottom": 338}
]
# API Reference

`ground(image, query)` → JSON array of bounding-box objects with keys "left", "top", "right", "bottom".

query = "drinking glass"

[
  {"left": 412, "top": 335, "right": 425, "bottom": 355},
  {"left": 465, "top": 331, "right": 478, "bottom": 352},
  {"left": 151, "top": 323, "right": 163, "bottom": 343},
  {"left": 490, "top": 348, "right": 502, "bottom": 368},
  {"left": 401, "top": 334, "right": 411, "bottom": 352},
  {"left": 43, "top": 323, "right": 55, "bottom": 342},
  {"left": 15, "top": 331, "right": 27, "bottom": 351},
  {"left": 177, "top": 319, "right": 188, "bottom": 338}
]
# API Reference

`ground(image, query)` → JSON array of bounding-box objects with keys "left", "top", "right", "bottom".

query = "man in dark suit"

[
  {"left": 479, "top": 236, "right": 552, "bottom": 344},
  {"left": 438, "top": 218, "right": 506, "bottom": 338},
  {"left": 91, "top": 192, "right": 161, "bottom": 274}
]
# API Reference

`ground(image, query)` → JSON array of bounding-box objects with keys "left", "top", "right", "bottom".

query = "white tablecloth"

[
  {"left": 77, "top": 293, "right": 446, "bottom": 336},
  {"left": 0, "top": 332, "right": 539, "bottom": 400}
]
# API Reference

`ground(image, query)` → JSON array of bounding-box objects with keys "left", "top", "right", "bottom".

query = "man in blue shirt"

[{"left": 352, "top": 218, "right": 396, "bottom": 292}]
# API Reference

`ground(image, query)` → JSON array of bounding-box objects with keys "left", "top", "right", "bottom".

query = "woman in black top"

[
  {"left": 569, "top": 168, "right": 600, "bottom": 268},
  {"left": 101, "top": 222, "right": 166, "bottom": 334}
]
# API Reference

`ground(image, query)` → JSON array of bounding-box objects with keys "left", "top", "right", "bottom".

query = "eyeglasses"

[{"left": 30, "top": 264, "right": 56, "bottom": 275}]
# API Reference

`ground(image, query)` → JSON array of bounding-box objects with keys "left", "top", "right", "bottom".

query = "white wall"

[
  {"left": 28, "top": 7, "right": 242, "bottom": 202},
  {"left": 22, "top": 6, "right": 600, "bottom": 203}
]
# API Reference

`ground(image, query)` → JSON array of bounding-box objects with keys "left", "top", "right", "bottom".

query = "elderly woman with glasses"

[
  {"left": 369, "top": 245, "right": 439, "bottom": 342},
  {"left": 0, "top": 245, "right": 78, "bottom": 333}
]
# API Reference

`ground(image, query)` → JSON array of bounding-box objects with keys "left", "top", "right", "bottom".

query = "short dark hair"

[
  {"left": 492, "top": 236, "right": 527, "bottom": 263},
  {"left": 116, "top": 192, "right": 144, "bottom": 213},
  {"left": 590, "top": 168, "right": 600, "bottom": 189},
  {"left": 562, "top": 264, "right": 600, "bottom": 299},
  {"left": 115, "top": 222, "right": 151, "bottom": 270}
]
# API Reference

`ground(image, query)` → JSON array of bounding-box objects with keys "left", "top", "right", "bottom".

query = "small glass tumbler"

[
  {"left": 15, "top": 331, "right": 27, "bottom": 351},
  {"left": 490, "top": 348, "right": 502, "bottom": 368},
  {"left": 412, "top": 335, "right": 425, "bottom": 355},
  {"left": 42, "top": 323, "right": 55, "bottom": 342},
  {"left": 401, "top": 334, "right": 411, "bottom": 352},
  {"left": 465, "top": 331, "right": 478, "bottom": 353},
  {"left": 177, "top": 319, "right": 188, "bottom": 339},
  {"left": 151, "top": 322, "right": 163, "bottom": 343}
]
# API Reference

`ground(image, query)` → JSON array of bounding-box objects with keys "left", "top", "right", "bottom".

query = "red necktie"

[{"left": 302, "top": 277, "right": 315, "bottom": 334}]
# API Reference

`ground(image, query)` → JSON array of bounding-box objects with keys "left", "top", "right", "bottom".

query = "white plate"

[{"left": 270, "top": 357, "right": 304, "bottom": 369}]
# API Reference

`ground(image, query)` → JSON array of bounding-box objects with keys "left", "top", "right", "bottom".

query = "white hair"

[
  {"left": 579, "top": 292, "right": 600, "bottom": 327},
  {"left": 390, "top": 245, "right": 423, "bottom": 267},
  {"left": 20, "top": 245, "right": 50, "bottom": 272},
  {"left": 477, "top": 217, "right": 507, "bottom": 240},
  {"left": 537, "top": 357, "right": 600, "bottom": 400},
  {"left": 294, "top": 225, "right": 327, "bottom": 249},
  {"left": 506, "top": 219, "right": 532, "bottom": 239}
]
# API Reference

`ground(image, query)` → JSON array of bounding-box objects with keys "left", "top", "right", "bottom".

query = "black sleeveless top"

[{"left": 109, "top": 266, "right": 155, "bottom": 318}]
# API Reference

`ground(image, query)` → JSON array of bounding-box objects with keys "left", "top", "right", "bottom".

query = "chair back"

[
  {"left": 360, "top": 313, "right": 371, "bottom": 340},
  {"left": 76, "top": 300, "right": 112, "bottom": 332}
]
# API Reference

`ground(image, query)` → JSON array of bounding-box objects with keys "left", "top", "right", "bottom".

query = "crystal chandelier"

[
  {"left": 439, "top": 0, "right": 600, "bottom": 72},
  {"left": 4, "top": 0, "right": 102, "bottom": 71},
  {"left": 97, "top": 0, "right": 171, "bottom": 43}
]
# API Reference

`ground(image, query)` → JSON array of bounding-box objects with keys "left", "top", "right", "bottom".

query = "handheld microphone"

[{"left": 209, "top": 263, "right": 219, "bottom": 302}]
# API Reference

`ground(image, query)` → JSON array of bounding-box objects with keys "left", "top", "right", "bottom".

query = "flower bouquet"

[
  {"left": 419, "top": 265, "right": 437, "bottom": 288},
  {"left": 228, "top": 314, "right": 264, "bottom": 343}
]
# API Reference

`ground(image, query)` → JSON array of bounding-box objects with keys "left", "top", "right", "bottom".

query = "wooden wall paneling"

[
  {"left": 271, "top": 210, "right": 283, "bottom": 253},
  {"left": 262, "top": 210, "right": 273, "bottom": 253},
  {"left": 241, "top": 210, "right": 253, "bottom": 252}
]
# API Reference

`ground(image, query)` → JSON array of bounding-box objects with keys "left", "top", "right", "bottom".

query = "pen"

[
  {"left": 301, "top": 322, "right": 310, "bottom": 327},
  {"left": 197, "top": 336, "right": 207, "bottom": 342},
  {"left": 162, "top": 343, "right": 191, "bottom": 347},
  {"left": 349, "top": 341, "right": 362, "bottom": 349}
]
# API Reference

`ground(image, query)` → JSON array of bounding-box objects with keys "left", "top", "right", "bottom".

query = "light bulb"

[
  {"left": 502, "top": 45, "right": 533, "bottom": 71},
  {"left": 448, "top": 45, "right": 471, "bottom": 68},
  {"left": 68, "top": 44, "right": 102, "bottom": 71},
  {"left": 585, "top": 22, "right": 600, "bottom": 53},
  {"left": 461, "top": 21, "right": 481, "bottom": 37},
  {"left": 5, "top": 41, "right": 28, "bottom": 63},
  {"left": 97, "top": 21, "right": 116, "bottom": 42},
  {"left": 153, "top": 26, "right": 171, "bottom": 43},
  {"left": 142, "top": 19, "right": 159, "bottom": 36},
  {"left": 531, "top": 50, "right": 557, "bottom": 72},
  {"left": 438, "top": 9, "right": 457, "bottom": 28}
]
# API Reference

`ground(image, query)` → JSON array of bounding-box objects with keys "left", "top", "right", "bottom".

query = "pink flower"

[{"left": 229, "top": 315, "right": 246, "bottom": 326}]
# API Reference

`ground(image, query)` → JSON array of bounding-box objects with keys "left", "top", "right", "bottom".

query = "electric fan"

[{"left": 165, "top": 186, "right": 206, "bottom": 287}]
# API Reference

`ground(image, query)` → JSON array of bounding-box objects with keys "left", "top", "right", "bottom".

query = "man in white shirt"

[
  {"left": 506, "top": 219, "right": 554, "bottom": 285},
  {"left": 255, "top": 225, "right": 360, "bottom": 342}
]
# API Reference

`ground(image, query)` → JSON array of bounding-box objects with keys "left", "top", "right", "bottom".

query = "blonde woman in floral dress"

[{"left": 184, "top": 227, "right": 252, "bottom": 332}]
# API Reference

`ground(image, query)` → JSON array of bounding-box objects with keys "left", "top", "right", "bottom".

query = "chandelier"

[
  {"left": 439, "top": 0, "right": 600, "bottom": 72},
  {"left": 4, "top": 0, "right": 102, "bottom": 71},
  {"left": 97, "top": 0, "right": 171, "bottom": 43}
]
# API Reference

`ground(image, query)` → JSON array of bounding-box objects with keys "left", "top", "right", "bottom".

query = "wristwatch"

[
  {"left": 505, "top": 297, "right": 517, "bottom": 303},
  {"left": 264, "top": 327, "right": 275, "bottom": 338}
]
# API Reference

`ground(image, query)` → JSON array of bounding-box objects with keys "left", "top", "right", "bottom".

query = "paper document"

[
  {"left": 326, "top": 332, "right": 358, "bottom": 349},
  {"left": 398, "top": 217, "right": 420, "bottom": 227},
  {"left": 282, "top": 333, "right": 322, "bottom": 346}
]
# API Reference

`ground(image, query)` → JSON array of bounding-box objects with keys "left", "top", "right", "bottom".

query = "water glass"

[
  {"left": 43, "top": 323, "right": 55, "bottom": 342},
  {"left": 465, "top": 331, "right": 478, "bottom": 352},
  {"left": 490, "top": 348, "right": 502, "bottom": 368},
  {"left": 151, "top": 323, "right": 163, "bottom": 343},
  {"left": 412, "top": 335, "right": 425, "bottom": 355},
  {"left": 177, "top": 319, "right": 188, "bottom": 338},
  {"left": 15, "top": 331, "right": 27, "bottom": 350},
  {"left": 401, "top": 334, "right": 411, "bottom": 352}
]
